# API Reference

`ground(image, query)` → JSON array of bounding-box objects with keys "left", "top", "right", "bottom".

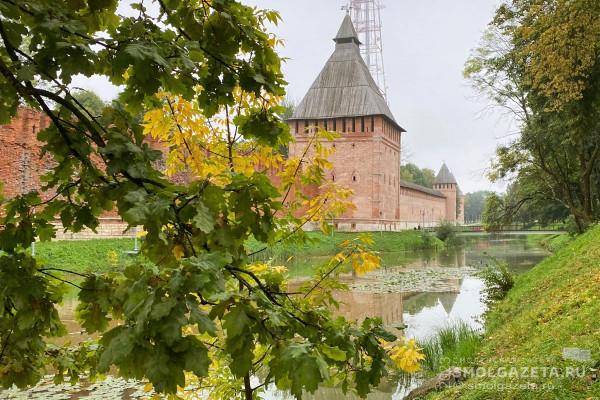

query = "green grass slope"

[
  {"left": 427, "top": 226, "right": 600, "bottom": 399},
  {"left": 247, "top": 230, "right": 443, "bottom": 277},
  {"left": 35, "top": 238, "right": 135, "bottom": 274},
  {"left": 247, "top": 230, "right": 442, "bottom": 257},
  {"left": 33, "top": 231, "right": 441, "bottom": 278}
]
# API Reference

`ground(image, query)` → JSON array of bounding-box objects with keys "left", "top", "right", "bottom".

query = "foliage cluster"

[
  {"left": 478, "top": 259, "right": 514, "bottom": 308},
  {"left": 435, "top": 221, "right": 457, "bottom": 243},
  {"left": 428, "top": 225, "right": 600, "bottom": 399},
  {"left": 400, "top": 163, "right": 436, "bottom": 188},
  {"left": 481, "top": 183, "right": 570, "bottom": 231},
  {"left": 0, "top": 1, "right": 422, "bottom": 399},
  {"left": 466, "top": 0, "right": 600, "bottom": 233},
  {"left": 463, "top": 191, "right": 492, "bottom": 223}
]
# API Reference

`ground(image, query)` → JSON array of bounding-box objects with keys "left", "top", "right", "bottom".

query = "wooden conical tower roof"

[{"left": 289, "top": 14, "right": 404, "bottom": 132}]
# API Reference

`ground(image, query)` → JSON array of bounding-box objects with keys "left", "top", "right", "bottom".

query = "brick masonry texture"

[
  {"left": 289, "top": 116, "right": 462, "bottom": 231},
  {"left": 0, "top": 108, "right": 52, "bottom": 199},
  {"left": 1, "top": 108, "right": 462, "bottom": 238}
]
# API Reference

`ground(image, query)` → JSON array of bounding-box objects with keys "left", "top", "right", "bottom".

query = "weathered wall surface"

[
  {"left": 2, "top": 109, "right": 462, "bottom": 236},
  {"left": 434, "top": 183, "right": 458, "bottom": 223},
  {"left": 0, "top": 109, "right": 130, "bottom": 239},
  {"left": 288, "top": 115, "right": 402, "bottom": 230},
  {"left": 0, "top": 108, "right": 52, "bottom": 199},
  {"left": 399, "top": 186, "right": 447, "bottom": 227}
]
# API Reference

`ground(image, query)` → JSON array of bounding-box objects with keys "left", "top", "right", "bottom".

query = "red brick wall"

[
  {"left": 398, "top": 186, "right": 447, "bottom": 226},
  {"left": 288, "top": 115, "right": 402, "bottom": 227},
  {"left": 433, "top": 183, "right": 458, "bottom": 223},
  {"left": 0, "top": 108, "right": 52, "bottom": 199}
]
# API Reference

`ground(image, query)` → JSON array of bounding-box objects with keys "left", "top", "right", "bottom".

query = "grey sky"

[
  {"left": 73, "top": 0, "right": 515, "bottom": 193},
  {"left": 247, "top": 0, "right": 515, "bottom": 193}
]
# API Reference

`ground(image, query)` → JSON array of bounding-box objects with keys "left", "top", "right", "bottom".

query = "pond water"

[
  {"left": 1, "top": 234, "right": 549, "bottom": 400},
  {"left": 264, "top": 234, "right": 549, "bottom": 400}
]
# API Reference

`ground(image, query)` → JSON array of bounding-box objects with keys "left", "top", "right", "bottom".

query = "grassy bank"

[
  {"left": 33, "top": 230, "right": 442, "bottom": 277},
  {"left": 35, "top": 238, "right": 136, "bottom": 274},
  {"left": 426, "top": 226, "right": 600, "bottom": 399},
  {"left": 247, "top": 230, "right": 443, "bottom": 256},
  {"left": 247, "top": 230, "right": 443, "bottom": 277}
]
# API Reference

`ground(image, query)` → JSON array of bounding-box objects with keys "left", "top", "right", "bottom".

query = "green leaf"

[
  {"left": 150, "top": 298, "right": 176, "bottom": 320},
  {"left": 189, "top": 307, "right": 217, "bottom": 336},
  {"left": 321, "top": 345, "right": 347, "bottom": 362},
  {"left": 183, "top": 338, "right": 209, "bottom": 376},
  {"left": 223, "top": 305, "right": 250, "bottom": 338},
  {"left": 192, "top": 201, "right": 215, "bottom": 233}
]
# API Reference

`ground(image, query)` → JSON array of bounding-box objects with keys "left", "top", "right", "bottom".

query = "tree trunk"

[{"left": 244, "top": 373, "right": 253, "bottom": 400}]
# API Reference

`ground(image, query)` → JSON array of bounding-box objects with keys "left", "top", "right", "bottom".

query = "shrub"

[
  {"left": 435, "top": 221, "right": 456, "bottom": 243},
  {"left": 479, "top": 259, "right": 514, "bottom": 306},
  {"left": 420, "top": 231, "right": 437, "bottom": 248},
  {"left": 564, "top": 215, "right": 580, "bottom": 236}
]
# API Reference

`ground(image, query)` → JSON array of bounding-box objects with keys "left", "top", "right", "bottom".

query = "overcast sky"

[{"left": 73, "top": 0, "right": 515, "bottom": 193}]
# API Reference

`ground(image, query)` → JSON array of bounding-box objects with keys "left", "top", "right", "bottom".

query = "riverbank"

[
  {"left": 33, "top": 230, "right": 443, "bottom": 277},
  {"left": 424, "top": 226, "right": 600, "bottom": 399},
  {"left": 247, "top": 230, "right": 444, "bottom": 256},
  {"left": 248, "top": 230, "right": 444, "bottom": 277},
  {"left": 34, "top": 238, "right": 136, "bottom": 274}
]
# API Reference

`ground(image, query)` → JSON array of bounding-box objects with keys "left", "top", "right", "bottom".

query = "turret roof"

[
  {"left": 334, "top": 13, "right": 361, "bottom": 45},
  {"left": 435, "top": 163, "right": 457, "bottom": 184},
  {"left": 289, "top": 15, "right": 404, "bottom": 132}
]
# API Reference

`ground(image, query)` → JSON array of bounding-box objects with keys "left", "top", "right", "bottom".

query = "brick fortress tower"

[
  {"left": 286, "top": 14, "right": 406, "bottom": 231},
  {"left": 433, "top": 163, "right": 464, "bottom": 224}
]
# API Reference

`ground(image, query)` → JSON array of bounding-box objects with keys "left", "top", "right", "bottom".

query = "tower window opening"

[
  {"left": 371, "top": 116, "right": 375, "bottom": 132},
  {"left": 324, "top": 119, "right": 328, "bottom": 130},
  {"left": 333, "top": 119, "right": 337, "bottom": 132},
  {"left": 361, "top": 116, "right": 365, "bottom": 132},
  {"left": 342, "top": 118, "right": 346, "bottom": 132},
  {"left": 294, "top": 121, "right": 298, "bottom": 134},
  {"left": 352, "top": 118, "right": 356, "bottom": 132}
]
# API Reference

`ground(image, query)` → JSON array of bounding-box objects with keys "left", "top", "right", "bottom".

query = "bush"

[
  {"left": 478, "top": 259, "right": 514, "bottom": 307},
  {"left": 435, "top": 221, "right": 456, "bottom": 243},
  {"left": 563, "top": 215, "right": 580, "bottom": 236},
  {"left": 420, "top": 231, "right": 437, "bottom": 248}
]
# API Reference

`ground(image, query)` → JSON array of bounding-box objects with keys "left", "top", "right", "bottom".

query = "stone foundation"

[
  {"left": 51, "top": 218, "right": 136, "bottom": 240},
  {"left": 305, "top": 219, "right": 440, "bottom": 232}
]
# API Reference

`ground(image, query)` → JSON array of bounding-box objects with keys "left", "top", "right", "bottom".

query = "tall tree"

[
  {"left": 0, "top": 1, "right": 420, "bottom": 399},
  {"left": 400, "top": 163, "right": 435, "bottom": 188},
  {"left": 466, "top": 0, "right": 600, "bottom": 232},
  {"left": 71, "top": 89, "right": 106, "bottom": 116},
  {"left": 464, "top": 191, "right": 493, "bottom": 222}
]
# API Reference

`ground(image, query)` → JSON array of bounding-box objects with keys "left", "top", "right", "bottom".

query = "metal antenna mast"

[{"left": 347, "top": 0, "right": 388, "bottom": 100}]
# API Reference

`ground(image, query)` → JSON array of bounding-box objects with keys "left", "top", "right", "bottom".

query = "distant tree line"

[{"left": 463, "top": 191, "right": 492, "bottom": 223}]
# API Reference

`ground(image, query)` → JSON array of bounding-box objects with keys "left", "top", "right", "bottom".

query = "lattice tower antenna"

[{"left": 345, "top": 0, "right": 388, "bottom": 101}]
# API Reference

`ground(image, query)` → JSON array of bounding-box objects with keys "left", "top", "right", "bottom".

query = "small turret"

[{"left": 433, "top": 163, "right": 459, "bottom": 223}]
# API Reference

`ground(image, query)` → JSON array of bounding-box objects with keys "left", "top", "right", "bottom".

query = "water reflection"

[
  {"left": 267, "top": 234, "right": 549, "bottom": 400},
  {"left": 40, "top": 234, "right": 548, "bottom": 400}
]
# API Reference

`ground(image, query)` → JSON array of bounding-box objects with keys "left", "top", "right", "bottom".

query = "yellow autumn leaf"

[
  {"left": 390, "top": 339, "right": 425, "bottom": 373},
  {"left": 173, "top": 244, "right": 185, "bottom": 260}
]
